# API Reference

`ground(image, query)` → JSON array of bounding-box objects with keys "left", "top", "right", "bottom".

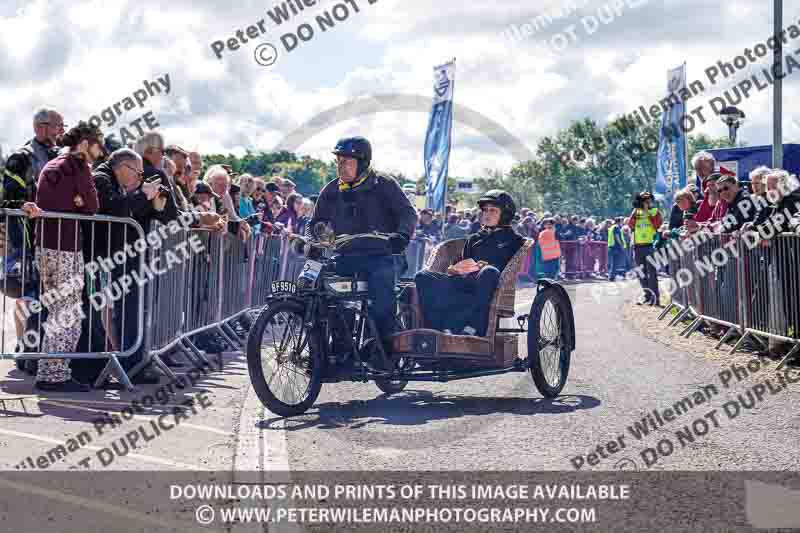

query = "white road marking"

[
  {"left": 234, "top": 383, "right": 300, "bottom": 532},
  {"left": 41, "top": 399, "right": 233, "bottom": 437},
  {"left": 0, "top": 428, "right": 200, "bottom": 470},
  {"left": 37, "top": 397, "right": 204, "bottom": 411}
]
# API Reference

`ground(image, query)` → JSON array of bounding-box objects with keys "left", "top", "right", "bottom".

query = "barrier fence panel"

[
  {"left": 144, "top": 222, "right": 188, "bottom": 356},
  {"left": 560, "top": 241, "right": 581, "bottom": 277},
  {"left": 558, "top": 240, "right": 609, "bottom": 278},
  {"left": 183, "top": 230, "right": 219, "bottom": 337},
  {"left": 219, "top": 232, "right": 251, "bottom": 323},
  {"left": 656, "top": 231, "right": 800, "bottom": 366},
  {"left": 402, "top": 238, "right": 429, "bottom": 279},
  {"left": 737, "top": 234, "right": 799, "bottom": 343},
  {"left": 588, "top": 241, "right": 608, "bottom": 276},
  {"left": 248, "top": 233, "right": 283, "bottom": 309},
  {"left": 0, "top": 209, "right": 149, "bottom": 390}
]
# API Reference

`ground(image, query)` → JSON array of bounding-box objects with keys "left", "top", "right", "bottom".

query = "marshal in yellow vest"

[{"left": 632, "top": 208, "right": 658, "bottom": 245}]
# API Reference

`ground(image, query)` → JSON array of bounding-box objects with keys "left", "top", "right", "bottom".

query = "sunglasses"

[
  {"left": 123, "top": 164, "right": 144, "bottom": 177},
  {"left": 718, "top": 185, "right": 732, "bottom": 193}
]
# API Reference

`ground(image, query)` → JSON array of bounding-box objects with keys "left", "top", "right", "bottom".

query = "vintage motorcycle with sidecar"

[{"left": 246, "top": 223, "right": 575, "bottom": 417}]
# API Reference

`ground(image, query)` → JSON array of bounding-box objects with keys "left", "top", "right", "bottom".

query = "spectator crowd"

[
  {"left": 1, "top": 108, "right": 320, "bottom": 392},
  {"left": 4, "top": 108, "right": 800, "bottom": 394}
]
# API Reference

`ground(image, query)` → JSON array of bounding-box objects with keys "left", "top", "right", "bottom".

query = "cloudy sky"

[{"left": 1, "top": 0, "right": 799, "bottom": 180}]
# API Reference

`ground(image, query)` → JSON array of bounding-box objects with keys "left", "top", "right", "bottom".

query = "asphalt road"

[
  {"left": 2, "top": 281, "right": 799, "bottom": 474},
  {"left": 275, "top": 282, "right": 800, "bottom": 472}
]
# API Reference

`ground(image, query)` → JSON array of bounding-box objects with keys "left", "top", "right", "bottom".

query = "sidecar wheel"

[{"left": 527, "top": 285, "right": 573, "bottom": 398}]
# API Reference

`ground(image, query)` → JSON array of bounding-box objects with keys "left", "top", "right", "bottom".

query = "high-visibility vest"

[
  {"left": 632, "top": 208, "right": 658, "bottom": 245},
  {"left": 607, "top": 226, "right": 628, "bottom": 249},
  {"left": 538, "top": 229, "right": 561, "bottom": 261}
]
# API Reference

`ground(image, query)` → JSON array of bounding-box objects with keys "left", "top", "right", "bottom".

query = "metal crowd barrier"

[
  {"left": 402, "top": 238, "right": 430, "bottom": 279},
  {"left": 559, "top": 240, "right": 608, "bottom": 277},
  {"left": 139, "top": 225, "right": 286, "bottom": 384},
  {"left": 658, "top": 231, "right": 800, "bottom": 369},
  {"left": 0, "top": 209, "right": 146, "bottom": 390},
  {"left": 1, "top": 210, "right": 550, "bottom": 392}
]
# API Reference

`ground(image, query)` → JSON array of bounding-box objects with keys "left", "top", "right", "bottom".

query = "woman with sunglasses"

[{"left": 32, "top": 121, "right": 102, "bottom": 392}]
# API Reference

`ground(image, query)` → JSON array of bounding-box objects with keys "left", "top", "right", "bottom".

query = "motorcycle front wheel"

[{"left": 246, "top": 300, "right": 323, "bottom": 417}]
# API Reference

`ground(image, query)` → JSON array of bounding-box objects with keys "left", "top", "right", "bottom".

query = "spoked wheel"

[
  {"left": 528, "top": 285, "right": 573, "bottom": 397},
  {"left": 246, "top": 300, "right": 323, "bottom": 417}
]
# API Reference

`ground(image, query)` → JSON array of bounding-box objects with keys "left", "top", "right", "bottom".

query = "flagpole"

[
  {"left": 442, "top": 57, "right": 455, "bottom": 222},
  {"left": 683, "top": 62, "right": 689, "bottom": 193},
  {"left": 773, "top": 0, "right": 783, "bottom": 168}
]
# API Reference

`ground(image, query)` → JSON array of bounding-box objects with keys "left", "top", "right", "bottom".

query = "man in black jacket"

[
  {"left": 717, "top": 175, "right": 758, "bottom": 233},
  {"left": 309, "top": 136, "right": 417, "bottom": 361},
  {"left": 135, "top": 132, "right": 180, "bottom": 224},
  {"left": 93, "top": 148, "right": 168, "bottom": 384}
]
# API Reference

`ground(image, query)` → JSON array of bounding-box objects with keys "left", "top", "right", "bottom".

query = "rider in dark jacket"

[
  {"left": 415, "top": 190, "right": 524, "bottom": 337},
  {"left": 309, "top": 137, "right": 417, "bottom": 363}
]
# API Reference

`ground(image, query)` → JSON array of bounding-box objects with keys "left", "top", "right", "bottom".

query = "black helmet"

[
  {"left": 477, "top": 189, "right": 516, "bottom": 225},
  {"left": 333, "top": 136, "right": 372, "bottom": 177}
]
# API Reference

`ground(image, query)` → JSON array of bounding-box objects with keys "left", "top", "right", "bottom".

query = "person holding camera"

[
  {"left": 91, "top": 148, "right": 176, "bottom": 383},
  {"left": 134, "top": 132, "right": 180, "bottom": 224},
  {"left": 627, "top": 191, "right": 663, "bottom": 306}
]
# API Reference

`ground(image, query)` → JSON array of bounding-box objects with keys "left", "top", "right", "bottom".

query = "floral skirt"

[{"left": 35, "top": 248, "right": 85, "bottom": 383}]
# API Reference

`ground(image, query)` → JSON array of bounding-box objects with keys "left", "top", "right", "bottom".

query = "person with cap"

[
  {"left": 255, "top": 181, "right": 280, "bottom": 225},
  {"left": 716, "top": 173, "right": 757, "bottom": 233},
  {"left": 537, "top": 217, "right": 562, "bottom": 281},
  {"left": 229, "top": 183, "right": 242, "bottom": 217},
  {"left": 415, "top": 190, "right": 524, "bottom": 337},
  {"left": 308, "top": 136, "right": 417, "bottom": 367},
  {"left": 192, "top": 181, "right": 217, "bottom": 209},
  {"left": 627, "top": 191, "right": 663, "bottom": 306},
  {"left": 279, "top": 178, "right": 296, "bottom": 198}
]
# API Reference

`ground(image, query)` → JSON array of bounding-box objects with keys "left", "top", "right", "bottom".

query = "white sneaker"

[
  {"left": 443, "top": 329, "right": 453, "bottom": 335},
  {"left": 462, "top": 326, "right": 477, "bottom": 336}
]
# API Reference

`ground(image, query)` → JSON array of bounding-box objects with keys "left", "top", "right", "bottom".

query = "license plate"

[
  {"left": 300, "top": 260, "right": 323, "bottom": 283},
  {"left": 271, "top": 280, "right": 297, "bottom": 295}
]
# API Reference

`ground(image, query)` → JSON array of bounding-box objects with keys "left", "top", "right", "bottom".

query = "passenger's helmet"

[
  {"left": 477, "top": 189, "right": 516, "bottom": 225},
  {"left": 332, "top": 136, "right": 372, "bottom": 177}
]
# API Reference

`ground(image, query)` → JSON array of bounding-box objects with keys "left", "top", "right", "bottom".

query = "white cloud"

[{"left": 1, "top": 0, "right": 799, "bottom": 181}]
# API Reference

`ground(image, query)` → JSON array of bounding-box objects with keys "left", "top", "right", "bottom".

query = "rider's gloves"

[{"left": 388, "top": 232, "right": 410, "bottom": 254}]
